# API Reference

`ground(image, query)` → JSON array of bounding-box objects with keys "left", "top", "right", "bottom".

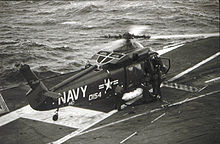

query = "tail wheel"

[
  {"left": 53, "top": 113, "right": 58, "bottom": 121},
  {"left": 52, "top": 108, "right": 59, "bottom": 121}
]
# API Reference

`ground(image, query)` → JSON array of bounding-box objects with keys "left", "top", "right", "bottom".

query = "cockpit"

[
  {"left": 92, "top": 51, "right": 125, "bottom": 65},
  {"left": 91, "top": 39, "right": 144, "bottom": 66}
]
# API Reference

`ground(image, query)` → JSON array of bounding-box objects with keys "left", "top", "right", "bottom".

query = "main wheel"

[{"left": 53, "top": 113, "right": 58, "bottom": 121}]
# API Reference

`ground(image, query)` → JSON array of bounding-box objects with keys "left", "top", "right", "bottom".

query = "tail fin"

[
  {"left": 19, "top": 64, "right": 60, "bottom": 111},
  {"left": 19, "top": 64, "right": 39, "bottom": 89}
]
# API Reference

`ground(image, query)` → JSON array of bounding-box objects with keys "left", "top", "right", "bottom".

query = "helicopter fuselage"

[
  {"left": 20, "top": 36, "right": 170, "bottom": 111},
  {"left": 22, "top": 47, "right": 157, "bottom": 111}
]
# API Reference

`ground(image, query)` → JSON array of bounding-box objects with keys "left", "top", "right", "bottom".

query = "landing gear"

[
  {"left": 114, "top": 85, "right": 123, "bottom": 111},
  {"left": 52, "top": 108, "right": 59, "bottom": 121},
  {"left": 114, "top": 101, "right": 122, "bottom": 111},
  {"left": 53, "top": 113, "right": 58, "bottom": 121}
]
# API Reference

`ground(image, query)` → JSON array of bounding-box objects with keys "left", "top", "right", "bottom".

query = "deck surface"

[{"left": 0, "top": 37, "right": 219, "bottom": 144}]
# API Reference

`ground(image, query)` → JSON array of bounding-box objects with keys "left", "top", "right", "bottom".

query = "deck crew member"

[
  {"left": 143, "top": 52, "right": 166, "bottom": 100},
  {"left": 114, "top": 85, "right": 124, "bottom": 111}
]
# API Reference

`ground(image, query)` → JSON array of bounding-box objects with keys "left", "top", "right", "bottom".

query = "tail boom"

[{"left": 20, "top": 64, "right": 59, "bottom": 111}]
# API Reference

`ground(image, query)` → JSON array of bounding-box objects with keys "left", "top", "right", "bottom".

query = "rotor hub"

[{"left": 123, "top": 32, "right": 134, "bottom": 40}]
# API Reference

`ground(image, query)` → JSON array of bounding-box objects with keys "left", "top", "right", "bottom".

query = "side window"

[{"left": 126, "top": 63, "right": 145, "bottom": 87}]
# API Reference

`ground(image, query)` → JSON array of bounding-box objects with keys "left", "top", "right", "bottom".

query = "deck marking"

[
  {"left": 0, "top": 93, "right": 9, "bottom": 115},
  {"left": 0, "top": 106, "right": 27, "bottom": 127},
  {"left": 120, "top": 131, "right": 137, "bottom": 144},
  {"left": 168, "top": 90, "right": 220, "bottom": 107},
  {"left": 161, "top": 82, "right": 198, "bottom": 92},
  {"left": 205, "top": 77, "right": 220, "bottom": 84},
  {"left": 151, "top": 113, "right": 166, "bottom": 123},
  {"left": 157, "top": 44, "right": 184, "bottom": 56},
  {"left": 198, "top": 85, "right": 208, "bottom": 92},
  {"left": 168, "top": 52, "right": 220, "bottom": 82},
  {"left": 50, "top": 110, "right": 117, "bottom": 144},
  {"left": 0, "top": 105, "right": 113, "bottom": 129},
  {"left": 74, "top": 90, "right": 220, "bottom": 137},
  {"left": 21, "top": 106, "right": 110, "bottom": 129}
]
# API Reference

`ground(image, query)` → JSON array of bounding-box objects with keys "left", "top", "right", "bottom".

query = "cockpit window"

[
  {"left": 109, "top": 53, "right": 124, "bottom": 59},
  {"left": 94, "top": 51, "right": 125, "bottom": 65},
  {"left": 91, "top": 39, "right": 143, "bottom": 66},
  {"left": 102, "top": 57, "right": 113, "bottom": 64},
  {"left": 97, "top": 56, "right": 105, "bottom": 63},
  {"left": 97, "top": 51, "right": 110, "bottom": 56}
]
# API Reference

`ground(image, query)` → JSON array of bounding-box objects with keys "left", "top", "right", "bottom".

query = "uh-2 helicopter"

[{"left": 19, "top": 26, "right": 170, "bottom": 121}]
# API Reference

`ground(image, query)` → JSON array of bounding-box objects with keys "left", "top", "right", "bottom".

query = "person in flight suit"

[
  {"left": 114, "top": 85, "right": 124, "bottom": 111},
  {"left": 142, "top": 52, "right": 167, "bottom": 100}
]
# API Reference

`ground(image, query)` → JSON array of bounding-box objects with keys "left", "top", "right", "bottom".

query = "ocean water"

[{"left": 0, "top": 0, "right": 219, "bottom": 86}]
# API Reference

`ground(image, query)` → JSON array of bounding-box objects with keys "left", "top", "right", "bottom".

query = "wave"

[
  {"left": 17, "top": 39, "right": 49, "bottom": 49},
  {"left": 53, "top": 45, "right": 75, "bottom": 52},
  {"left": 14, "top": 19, "right": 58, "bottom": 26},
  {"left": 41, "top": 19, "right": 58, "bottom": 25},
  {"left": 0, "top": 53, "right": 15, "bottom": 59},
  {"left": 61, "top": 21, "right": 81, "bottom": 25},
  {"left": 36, "top": 11, "right": 54, "bottom": 15},
  {"left": 46, "top": 1, "right": 66, "bottom": 6},
  {"left": 67, "top": 61, "right": 83, "bottom": 68},
  {"left": 61, "top": 20, "right": 98, "bottom": 30},
  {"left": 0, "top": 66, "right": 58, "bottom": 89},
  {"left": 0, "top": 52, "right": 37, "bottom": 68},
  {"left": 0, "top": 25, "right": 14, "bottom": 32},
  {"left": 64, "top": 3, "right": 101, "bottom": 16},
  {"left": 0, "top": 40, "right": 18, "bottom": 45},
  {"left": 0, "top": 67, "right": 25, "bottom": 87},
  {"left": 38, "top": 65, "right": 50, "bottom": 72}
]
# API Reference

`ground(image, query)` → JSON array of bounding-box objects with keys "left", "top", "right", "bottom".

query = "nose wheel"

[{"left": 52, "top": 108, "right": 59, "bottom": 121}]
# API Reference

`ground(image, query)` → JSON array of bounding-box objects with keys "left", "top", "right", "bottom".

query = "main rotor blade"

[
  {"left": 102, "top": 39, "right": 126, "bottom": 51},
  {"left": 92, "top": 39, "right": 126, "bottom": 52},
  {"left": 150, "top": 33, "right": 219, "bottom": 40},
  {"left": 128, "top": 25, "right": 150, "bottom": 35}
]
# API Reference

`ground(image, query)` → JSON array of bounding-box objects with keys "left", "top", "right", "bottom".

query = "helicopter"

[{"left": 18, "top": 26, "right": 171, "bottom": 121}]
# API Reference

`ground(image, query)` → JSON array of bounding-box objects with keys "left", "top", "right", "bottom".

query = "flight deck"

[{"left": 0, "top": 37, "right": 219, "bottom": 144}]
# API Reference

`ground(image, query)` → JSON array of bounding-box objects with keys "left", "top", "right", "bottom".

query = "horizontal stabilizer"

[{"left": 43, "top": 91, "right": 61, "bottom": 99}]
